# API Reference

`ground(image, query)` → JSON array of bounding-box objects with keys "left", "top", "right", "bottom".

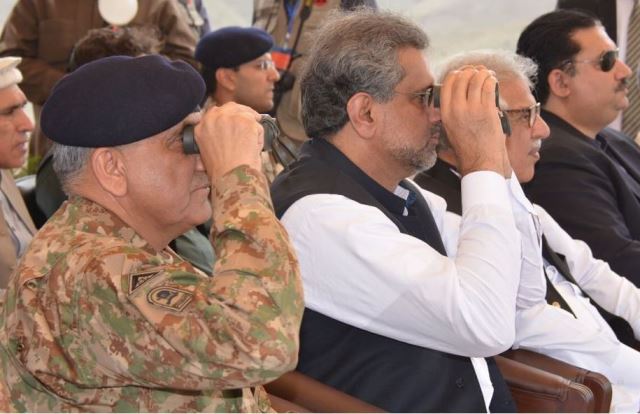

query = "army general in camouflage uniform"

[{"left": 0, "top": 55, "right": 304, "bottom": 412}]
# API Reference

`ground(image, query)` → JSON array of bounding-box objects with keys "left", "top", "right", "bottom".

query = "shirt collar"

[
  {"left": 65, "top": 196, "right": 156, "bottom": 254},
  {"left": 306, "top": 138, "right": 414, "bottom": 215}
]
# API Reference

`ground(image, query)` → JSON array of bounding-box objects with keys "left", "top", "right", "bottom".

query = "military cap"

[
  {"left": 0, "top": 57, "right": 23, "bottom": 90},
  {"left": 41, "top": 55, "right": 205, "bottom": 147},
  {"left": 195, "top": 27, "right": 273, "bottom": 70}
]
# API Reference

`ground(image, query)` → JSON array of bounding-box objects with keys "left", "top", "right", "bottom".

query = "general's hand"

[
  {"left": 439, "top": 66, "right": 511, "bottom": 177},
  {"left": 194, "top": 102, "right": 264, "bottom": 180}
]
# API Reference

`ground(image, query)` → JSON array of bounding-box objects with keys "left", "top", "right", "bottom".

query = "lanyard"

[{"left": 284, "top": 0, "right": 302, "bottom": 47}]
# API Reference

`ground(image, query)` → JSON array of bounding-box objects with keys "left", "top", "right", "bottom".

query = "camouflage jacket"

[
  {"left": 252, "top": 0, "right": 375, "bottom": 147},
  {"left": 0, "top": 166, "right": 303, "bottom": 412},
  {"left": 252, "top": 0, "right": 343, "bottom": 145}
]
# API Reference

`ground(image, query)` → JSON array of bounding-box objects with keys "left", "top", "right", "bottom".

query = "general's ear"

[
  {"left": 346, "top": 92, "right": 377, "bottom": 139},
  {"left": 215, "top": 67, "right": 237, "bottom": 92},
  {"left": 90, "top": 148, "right": 128, "bottom": 197},
  {"left": 547, "top": 68, "right": 571, "bottom": 98}
]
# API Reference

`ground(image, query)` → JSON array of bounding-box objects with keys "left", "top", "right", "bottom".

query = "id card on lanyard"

[{"left": 271, "top": 0, "right": 302, "bottom": 70}]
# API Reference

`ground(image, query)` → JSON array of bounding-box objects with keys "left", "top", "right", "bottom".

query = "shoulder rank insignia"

[
  {"left": 147, "top": 287, "right": 193, "bottom": 312},
  {"left": 129, "top": 271, "right": 160, "bottom": 294}
]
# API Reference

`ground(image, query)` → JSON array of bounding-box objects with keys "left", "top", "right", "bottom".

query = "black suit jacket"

[
  {"left": 524, "top": 110, "right": 640, "bottom": 286},
  {"left": 557, "top": 0, "right": 617, "bottom": 42}
]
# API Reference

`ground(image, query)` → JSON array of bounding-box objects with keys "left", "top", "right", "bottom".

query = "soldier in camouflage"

[
  {"left": 0, "top": 54, "right": 304, "bottom": 412},
  {"left": 252, "top": 0, "right": 378, "bottom": 166}
]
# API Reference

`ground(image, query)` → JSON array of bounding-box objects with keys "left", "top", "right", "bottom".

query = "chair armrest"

[
  {"left": 495, "top": 355, "right": 595, "bottom": 413},
  {"left": 265, "top": 371, "right": 385, "bottom": 413},
  {"left": 502, "top": 349, "right": 611, "bottom": 412}
]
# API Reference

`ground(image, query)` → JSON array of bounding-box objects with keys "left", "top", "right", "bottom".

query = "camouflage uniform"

[
  {"left": 253, "top": 0, "right": 376, "bottom": 169},
  {"left": 253, "top": 0, "right": 343, "bottom": 152},
  {"left": 0, "top": 165, "right": 304, "bottom": 412}
]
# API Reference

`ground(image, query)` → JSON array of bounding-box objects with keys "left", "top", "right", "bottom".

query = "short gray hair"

[
  {"left": 436, "top": 49, "right": 538, "bottom": 151},
  {"left": 51, "top": 143, "right": 93, "bottom": 194},
  {"left": 300, "top": 8, "right": 429, "bottom": 140},
  {"left": 437, "top": 49, "right": 538, "bottom": 99}
]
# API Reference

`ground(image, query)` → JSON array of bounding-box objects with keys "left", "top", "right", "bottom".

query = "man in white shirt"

[
  {"left": 271, "top": 9, "right": 537, "bottom": 412},
  {"left": 0, "top": 57, "right": 35, "bottom": 290},
  {"left": 416, "top": 49, "right": 640, "bottom": 412}
]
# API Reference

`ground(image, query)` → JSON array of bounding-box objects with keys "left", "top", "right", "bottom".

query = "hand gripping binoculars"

[
  {"left": 431, "top": 84, "right": 511, "bottom": 136},
  {"left": 182, "top": 114, "right": 279, "bottom": 154}
]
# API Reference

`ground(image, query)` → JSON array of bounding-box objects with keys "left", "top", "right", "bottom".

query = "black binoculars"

[
  {"left": 430, "top": 84, "right": 511, "bottom": 136},
  {"left": 182, "top": 114, "right": 279, "bottom": 154}
]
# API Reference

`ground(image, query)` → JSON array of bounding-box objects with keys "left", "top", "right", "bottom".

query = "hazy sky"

[{"left": 0, "top": 0, "right": 556, "bottom": 65}]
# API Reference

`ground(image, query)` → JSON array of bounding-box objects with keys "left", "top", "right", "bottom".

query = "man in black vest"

[
  {"left": 516, "top": 10, "right": 640, "bottom": 286},
  {"left": 271, "top": 9, "right": 536, "bottom": 412},
  {"left": 416, "top": 49, "right": 640, "bottom": 412}
]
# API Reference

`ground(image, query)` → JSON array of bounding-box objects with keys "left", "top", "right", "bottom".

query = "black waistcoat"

[{"left": 271, "top": 139, "right": 515, "bottom": 412}]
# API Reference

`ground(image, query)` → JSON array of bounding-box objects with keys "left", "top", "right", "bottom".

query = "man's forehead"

[
  {"left": 572, "top": 26, "right": 616, "bottom": 54},
  {"left": 397, "top": 48, "right": 434, "bottom": 87},
  {"left": 501, "top": 77, "right": 535, "bottom": 106},
  {"left": 0, "top": 84, "right": 26, "bottom": 108}
]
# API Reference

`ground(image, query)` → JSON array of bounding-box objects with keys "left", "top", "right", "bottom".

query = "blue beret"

[
  {"left": 195, "top": 27, "right": 273, "bottom": 70},
  {"left": 41, "top": 55, "right": 205, "bottom": 147}
]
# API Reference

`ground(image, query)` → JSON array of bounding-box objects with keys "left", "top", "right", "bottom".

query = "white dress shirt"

[
  {"left": 282, "top": 171, "right": 534, "bottom": 410},
  {"left": 513, "top": 203, "right": 640, "bottom": 412}
]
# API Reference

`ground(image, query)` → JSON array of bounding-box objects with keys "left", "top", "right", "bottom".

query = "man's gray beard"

[{"left": 389, "top": 140, "right": 438, "bottom": 174}]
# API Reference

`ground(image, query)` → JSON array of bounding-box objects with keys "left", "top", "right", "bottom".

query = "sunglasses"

[
  {"left": 503, "top": 102, "right": 541, "bottom": 128},
  {"left": 561, "top": 49, "right": 619, "bottom": 72}
]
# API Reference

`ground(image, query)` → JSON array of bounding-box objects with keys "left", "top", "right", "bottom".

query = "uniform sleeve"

[
  {"left": 0, "top": 0, "right": 65, "bottom": 104},
  {"left": 537, "top": 205, "right": 640, "bottom": 339},
  {"left": 83, "top": 166, "right": 303, "bottom": 391},
  {"left": 282, "top": 170, "right": 521, "bottom": 358}
]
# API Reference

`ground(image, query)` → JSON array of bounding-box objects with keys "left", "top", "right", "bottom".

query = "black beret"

[
  {"left": 195, "top": 27, "right": 274, "bottom": 70},
  {"left": 41, "top": 55, "right": 205, "bottom": 147}
]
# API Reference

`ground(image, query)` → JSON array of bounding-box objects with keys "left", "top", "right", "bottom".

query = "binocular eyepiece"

[{"left": 182, "top": 114, "right": 279, "bottom": 154}]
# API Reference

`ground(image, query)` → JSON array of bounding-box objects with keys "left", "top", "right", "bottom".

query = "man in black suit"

[
  {"left": 415, "top": 48, "right": 640, "bottom": 412},
  {"left": 557, "top": 0, "right": 640, "bottom": 138},
  {"left": 516, "top": 10, "right": 640, "bottom": 286}
]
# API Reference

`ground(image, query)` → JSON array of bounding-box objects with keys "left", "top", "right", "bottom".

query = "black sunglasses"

[{"left": 560, "top": 49, "right": 619, "bottom": 72}]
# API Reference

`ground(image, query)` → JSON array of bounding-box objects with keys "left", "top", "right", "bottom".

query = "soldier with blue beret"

[
  {"left": 196, "top": 27, "right": 280, "bottom": 114},
  {"left": 0, "top": 54, "right": 303, "bottom": 412},
  {"left": 197, "top": 27, "right": 285, "bottom": 182}
]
